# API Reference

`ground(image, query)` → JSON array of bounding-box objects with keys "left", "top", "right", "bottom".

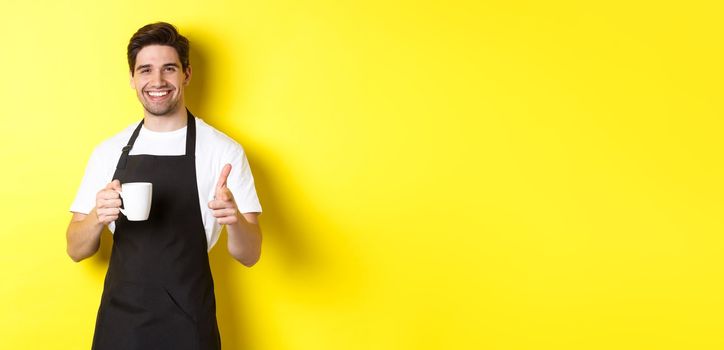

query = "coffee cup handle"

[{"left": 114, "top": 190, "right": 127, "bottom": 217}]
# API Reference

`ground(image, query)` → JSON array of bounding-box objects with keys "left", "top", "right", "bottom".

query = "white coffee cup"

[{"left": 116, "top": 182, "right": 153, "bottom": 221}]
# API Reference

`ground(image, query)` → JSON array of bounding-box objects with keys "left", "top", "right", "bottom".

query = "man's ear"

[
  {"left": 129, "top": 71, "right": 135, "bottom": 89},
  {"left": 184, "top": 65, "right": 192, "bottom": 85}
]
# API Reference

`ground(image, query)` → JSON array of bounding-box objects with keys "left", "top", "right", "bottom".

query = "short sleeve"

[
  {"left": 227, "top": 146, "right": 262, "bottom": 214},
  {"left": 69, "top": 147, "right": 113, "bottom": 214}
]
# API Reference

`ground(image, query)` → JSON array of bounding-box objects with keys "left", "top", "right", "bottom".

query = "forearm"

[
  {"left": 226, "top": 213, "right": 261, "bottom": 267},
  {"left": 66, "top": 209, "right": 105, "bottom": 262}
]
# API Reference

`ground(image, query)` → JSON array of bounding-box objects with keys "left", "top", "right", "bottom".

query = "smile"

[
  {"left": 144, "top": 90, "right": 173, "bottom": 102},
  {"left": 146, "top": 91, "right": 170, "bottom": 97}
]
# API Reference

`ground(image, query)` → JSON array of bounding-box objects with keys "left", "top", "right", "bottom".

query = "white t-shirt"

[{"left": 70, "top": 117, "right": 262, "bottom": 250}]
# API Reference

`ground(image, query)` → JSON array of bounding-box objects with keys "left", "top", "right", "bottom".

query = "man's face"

[{"left": 130, "top": 45, "right": 191, "bottom": 117}]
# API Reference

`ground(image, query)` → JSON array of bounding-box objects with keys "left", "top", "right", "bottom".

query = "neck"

[{"left": 143, "top": 105, "right": 188, "bottom": 132}]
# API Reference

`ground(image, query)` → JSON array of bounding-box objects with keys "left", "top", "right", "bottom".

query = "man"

[{"left": 66, "top": 22, "right": 262, "bottom": 350}]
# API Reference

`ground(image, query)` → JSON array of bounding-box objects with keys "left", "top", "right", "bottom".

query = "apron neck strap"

[
  {"left": 185, "top": 109, "right": 196, "bottom": 156},
  {"left": 116, "top": 109, "right": 196, "bottom": 170}
]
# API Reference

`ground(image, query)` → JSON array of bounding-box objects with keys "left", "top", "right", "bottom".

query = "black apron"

[{"left": 92, "top": 110, "right": 221, "bottom": 350}]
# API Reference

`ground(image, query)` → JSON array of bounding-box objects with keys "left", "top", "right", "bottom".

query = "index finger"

[
  {"left": 217, "top": 163, "right": 232, "bottom": 189},
  {"left": 105, "top": 179, "right": 121, "bottom": 191},
  {"left": 98, "top": 189, "right": 120, "bottom": 200}
]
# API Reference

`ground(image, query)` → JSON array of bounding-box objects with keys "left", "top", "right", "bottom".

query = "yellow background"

[{"left": 1, "top": 1, "right": 722, "bottom": 349}]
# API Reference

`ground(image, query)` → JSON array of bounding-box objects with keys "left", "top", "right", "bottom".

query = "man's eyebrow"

[
  {"left": 135, "top": 64, "right": 152, "bottom": 72},
  {"left": 135, "top": 63, "right": 180, "bottom": 72}
]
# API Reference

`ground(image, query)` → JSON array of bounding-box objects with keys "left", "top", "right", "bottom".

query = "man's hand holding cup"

[{"left": 96, "top": 180, "right": 122, "bottom": 225}]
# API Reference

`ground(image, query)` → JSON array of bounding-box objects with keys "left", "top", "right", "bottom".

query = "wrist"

[{"left": 90, "top": 208, "right": 105, "bottom": 228}]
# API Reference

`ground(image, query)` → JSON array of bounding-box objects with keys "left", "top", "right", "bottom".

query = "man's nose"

[{"left": 149, "top": 70, "right": 164, "bottom": 87}]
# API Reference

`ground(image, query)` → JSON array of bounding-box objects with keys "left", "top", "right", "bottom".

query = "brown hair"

[{"left": 127, "top": 22, "right": 190, "bottom": 75}]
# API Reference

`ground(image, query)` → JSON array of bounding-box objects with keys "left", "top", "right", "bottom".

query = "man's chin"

[
  {"left": 146, "top": 109, "right": 172, "bottom": 117},
  {"left": 143, "top": 103, "right": 177, "bottom": 117}
]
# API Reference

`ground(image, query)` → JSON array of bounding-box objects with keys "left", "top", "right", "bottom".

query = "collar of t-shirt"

[{"left": 128, "top": 125, "right": 188, "bottom": 156}]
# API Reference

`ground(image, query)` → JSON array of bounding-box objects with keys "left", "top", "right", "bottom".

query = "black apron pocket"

[
  {"left": 93, "top": 280, "right": 198, "bottom": 350},
  {"left": 163, "top": 287, "right": 198, "bottom": 325}
]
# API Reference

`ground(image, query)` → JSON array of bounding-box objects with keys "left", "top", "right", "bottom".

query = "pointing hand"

[{"left": 208, "top": 164, "right": 239, "bottom": 225}]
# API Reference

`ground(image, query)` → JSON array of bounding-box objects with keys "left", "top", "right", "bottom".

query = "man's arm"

[
  {"left": 208, "top": 164, "right": 262, "bottom": 267},
  {"left": 66, "top": 210, "right": 104, "bottom": 262},
  {"left": 66, "top": 181, "right": 122, "bottom": 262},
  {"left": 226, "top": 213, "right": 262, "bottom": 267}
]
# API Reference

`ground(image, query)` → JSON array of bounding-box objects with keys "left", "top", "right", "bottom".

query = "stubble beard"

[{"left": 141, "top": 94, "right": 181, "bottom": 117}]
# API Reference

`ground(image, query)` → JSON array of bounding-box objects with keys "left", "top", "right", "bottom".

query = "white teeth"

[{"left": 148, "top": 91, "right": 169, "bottom": 97}]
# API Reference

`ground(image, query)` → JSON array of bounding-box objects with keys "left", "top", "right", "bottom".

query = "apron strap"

[
  {"left": 116, "top": 109, "right": 197, "bottom": 170},
  {"left": 185, "top": 109, "right": 196, "bottom": 157},
  {"left": 116, "top": 120, "right": 144, "bottom": 170}
]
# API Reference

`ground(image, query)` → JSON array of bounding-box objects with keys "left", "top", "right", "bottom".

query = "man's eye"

[
  {"left": 165, "top": 67, "right": 176, "bottom": 72},
  {"left": 140, "top": 69, "right": 150, "bottom": 74}
]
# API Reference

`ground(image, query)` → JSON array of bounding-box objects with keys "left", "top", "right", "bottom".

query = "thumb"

[{"left": 109, "top": 179, "right": 121, "bottom": 191}]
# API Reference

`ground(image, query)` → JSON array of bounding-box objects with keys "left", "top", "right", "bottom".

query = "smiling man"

[{"left": 66, "top": 22, "right": 262, "bottom": 350}]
